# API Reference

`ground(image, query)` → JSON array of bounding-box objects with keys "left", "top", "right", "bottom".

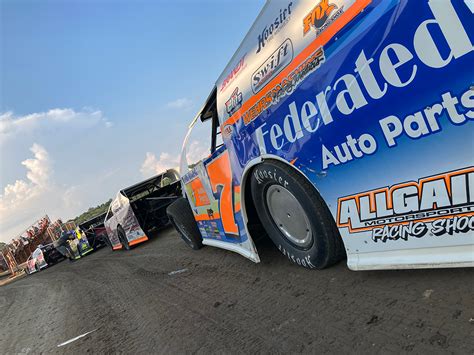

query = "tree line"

[{"left": 72, "top": 199, "right": 112, "bottom": 226}]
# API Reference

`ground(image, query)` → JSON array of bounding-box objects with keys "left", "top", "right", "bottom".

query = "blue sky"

[{"left": 0, "top": 0, "right": 265, "bottom": 242}]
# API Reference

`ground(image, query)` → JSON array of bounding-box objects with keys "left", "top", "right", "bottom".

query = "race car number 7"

[{"left": 206, "top": 151, "right": 239, "bottom": 236}]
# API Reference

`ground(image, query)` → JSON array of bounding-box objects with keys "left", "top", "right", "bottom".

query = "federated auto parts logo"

[
  {"left": 256, "top": 2, "right": 293, "bottom": 54},
  {"left": 303, "top": 0, "right": 344, "bottom": 36},
  {"left": 252, "top": 38, "right": 294, "bottom": 94},
  {"left": 337, "top": 167, "right": 474, "bottom": 243},
  {"left": 225, "top": 87, "right": 243, "bottom": 116}
]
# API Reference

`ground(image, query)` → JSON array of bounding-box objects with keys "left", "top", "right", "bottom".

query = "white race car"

[{"left": 25, "top": 247, "right": 48, "bottom": 274}]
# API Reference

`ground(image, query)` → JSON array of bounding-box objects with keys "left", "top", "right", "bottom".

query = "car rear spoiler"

[
  {"left": 120, "top": 169, "right": 180, "bottom": 200},
  {"left": 79, "top": 212, "right": 108, "bottom": 231}
]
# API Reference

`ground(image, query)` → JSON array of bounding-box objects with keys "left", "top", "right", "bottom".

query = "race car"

[
  {"left": 167, "top": 0, "right": 474, "bottom": 271},
  {"left": 79, "top": 212, "right": 111, "bottom": 250},
  {"left": 105, "top": 169, "right": 181, "bottom": 250},
  {"left": 25, "top": 243, "right": 64, "bottom": 274},
  {"left": 53, "top": 229, "right": 94, "bottom": 261},
  {"left": 67, "top": 228, "right": 94, "bottom": 259}
]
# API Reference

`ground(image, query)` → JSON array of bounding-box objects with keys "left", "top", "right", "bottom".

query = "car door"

[{"left": 180, "top": 99, "right": 259, "bottom": 261}]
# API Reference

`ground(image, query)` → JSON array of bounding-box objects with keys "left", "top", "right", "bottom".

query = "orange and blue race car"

[{"left": 167, "top": 0, "right": 474, "bottom": 271}]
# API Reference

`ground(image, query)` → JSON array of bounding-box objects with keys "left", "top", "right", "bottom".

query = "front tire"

[
  {"left": 117, "top": 226, "right": 130, "bottom": 250},
  {"left": 250, "top": 160, "right": 344, "bottom": 269},
  {"left": 167, "top": 198, "right": 203, "bottom": 250}
]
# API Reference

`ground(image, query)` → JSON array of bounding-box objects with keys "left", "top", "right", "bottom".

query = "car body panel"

[
  {"left": 79, "top": 212, "right": 110, "bottom": 249},
  {"left": 104, "top": 170, "right": 181, "bottom": 250},
  {"left": 26, "top": 248, "right": 49, "bottom": 274},
  {"left": 181, "top": 145, "right": 260, "bottom": 262},
  {"left": 180, "top": 0, "right": 474, "bottom": 270},
  {"left": 104, "top": 192, "right": 147, "bottom": 250}
]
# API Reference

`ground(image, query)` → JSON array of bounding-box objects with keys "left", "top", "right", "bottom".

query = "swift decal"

[
  {"left": 244, "top": 47, "right": 325, "bottom": 125},
  {"left": 252, "top": 38, "right": 294, "bottom": 94}
]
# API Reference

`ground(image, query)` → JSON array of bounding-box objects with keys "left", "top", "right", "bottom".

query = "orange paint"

[
  {"left": 129, "top": 235, "right": 149, "bottom": 246},
  {"left": 190, "top": 177, "right": 211, "bottom": 207},
  {"left": 206, "top": 151, "right": 239, "bottom": 235},
  {"left": 194, "top": 211, "right": 221, "bottom": 221}
]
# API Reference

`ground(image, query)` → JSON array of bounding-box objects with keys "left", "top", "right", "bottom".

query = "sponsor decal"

[
  {"left": 182, "top": 169, "right": 199, "bottom": 184},
  {"left": 253, "top": 0, "right": 474, "bottom": 158},
  {"left": 222, "top": 124, "right": 234, "bottom": 139},
  {"left": 244, "top": 47, "right": 325, "bottom": 125},
  {"left": 253, "top": 166, "right": 289, "bottom": 187},
  {"left": 278, "top": 244, "right": 316, "bottom": 268},
  {"left": 224, "top": 0, "right": 372, "bottom": 129},
  {"left": 303, "top": 0, "right": 344, "bottom": 36},
  {"left": 252, "top": 38, "right": 294, "bottom": 94},
  {"left": 337, "top": 168, "right": 474, "bottom": 242},
  {"left": 220, "top": 55, "right": 246, "bottom": 93},
  {"left": 256, "top": 2, "right": 293, "bottom": 54},
  {"left": 225, "top": 87, "right": 243, "bottom": 116}
]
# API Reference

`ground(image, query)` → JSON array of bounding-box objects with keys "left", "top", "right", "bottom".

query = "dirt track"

[{"left": 1, "top": 227, "right": 473, "bottom": 354}]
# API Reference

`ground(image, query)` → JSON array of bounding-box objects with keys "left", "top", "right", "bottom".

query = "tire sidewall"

[
  {"left": 117, "top": 226, "right": 130, "bottom": 250},
  {"left": 170, "top": 216, "right": 197, "bottom": 250},
  {"left": 250, "top": 162, "right": 330, "bottom": 269}
]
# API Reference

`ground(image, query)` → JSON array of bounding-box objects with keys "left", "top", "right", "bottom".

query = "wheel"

[
  {"left": 117, "top": 226, "right": 130, "bottom": 250},
  {"left": 102, "top": 234, "right": 113, "bottom": 250},
  {"left": 167, "top": 197, "right": 203, "bottom": 250},
  {"left": 250, "top": 160, "right": 345, "bottom": 269}
]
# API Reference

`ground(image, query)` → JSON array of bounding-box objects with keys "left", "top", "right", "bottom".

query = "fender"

[{"left": 240, "top": 154, "right": 337, "bottom": 261}]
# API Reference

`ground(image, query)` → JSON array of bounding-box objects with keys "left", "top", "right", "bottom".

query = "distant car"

[
  {"left": 25, "top": 244, "right": 64, "bottom": 274},
  {"left": 104, "top": 169, "right": 182, "bottom": 250},
  {"left": 58, "top": 229, "right": 94, "bottom": 260},
  {"left": 79, "top": 212, "right": 110, "bottom": 250}
]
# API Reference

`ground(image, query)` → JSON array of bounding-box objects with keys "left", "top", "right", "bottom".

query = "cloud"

[
  {"left": 165, "top": 98, "right": 193, "bottom": 110},
  {"left": 0, "top": 143, "right": 118, "bottom": 242},
  {"left": 1, "top": 144, "right": 51, "bottom": 205},
  {"left": 0, "top": 144, "right": 54, "bottom": 240},
  {"left": 186, "top": 140, "right": 210, "bottom": 164},
  {"left": 0, "top": 108, "right": 112, "bottom": 142},
  {"left": 140, "top": 140, "right": 210, "bottom": 178},
  {"left": 140, "top": 152, "right": 179, "bottom": 177}
]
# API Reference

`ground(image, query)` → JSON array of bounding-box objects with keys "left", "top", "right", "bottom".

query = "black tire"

[
  {"left": 103, "top": 234, "right": 113, "bottom": 250},
  {"left": 167, "top": 197, "right": 203, "bottom": 250},
  {"left": 250, "top": 160, "right": 345, "bottom": 269},
  {"left": 117, "top": 225, "right": 130, "bottom": 250}
]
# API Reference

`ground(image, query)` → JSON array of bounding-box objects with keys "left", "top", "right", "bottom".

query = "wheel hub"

[{"left": 265, "top": 185, "right": 313, "bottom": 248}]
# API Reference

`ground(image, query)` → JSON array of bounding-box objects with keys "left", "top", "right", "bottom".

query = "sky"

[{"left": 0, "top": 0, "right": 265, "bottom": 242}]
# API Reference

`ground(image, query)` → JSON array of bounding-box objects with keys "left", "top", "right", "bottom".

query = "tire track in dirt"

[{"left": 1, "top": 227, "right": 473, "bottom": 353}]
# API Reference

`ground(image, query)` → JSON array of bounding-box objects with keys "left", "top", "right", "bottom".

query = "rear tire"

[
  {"left": 167, "top": 197, "right": 203, "bottom": 250},
  {"left": 250, "top": 160, "right": 345, "bottom": 269},
  {"left": 103, "top": 235, "right": 113, "bottom": 250},
  {"left": 117, "top": 226, "right": 130, "bottom": 250}
]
